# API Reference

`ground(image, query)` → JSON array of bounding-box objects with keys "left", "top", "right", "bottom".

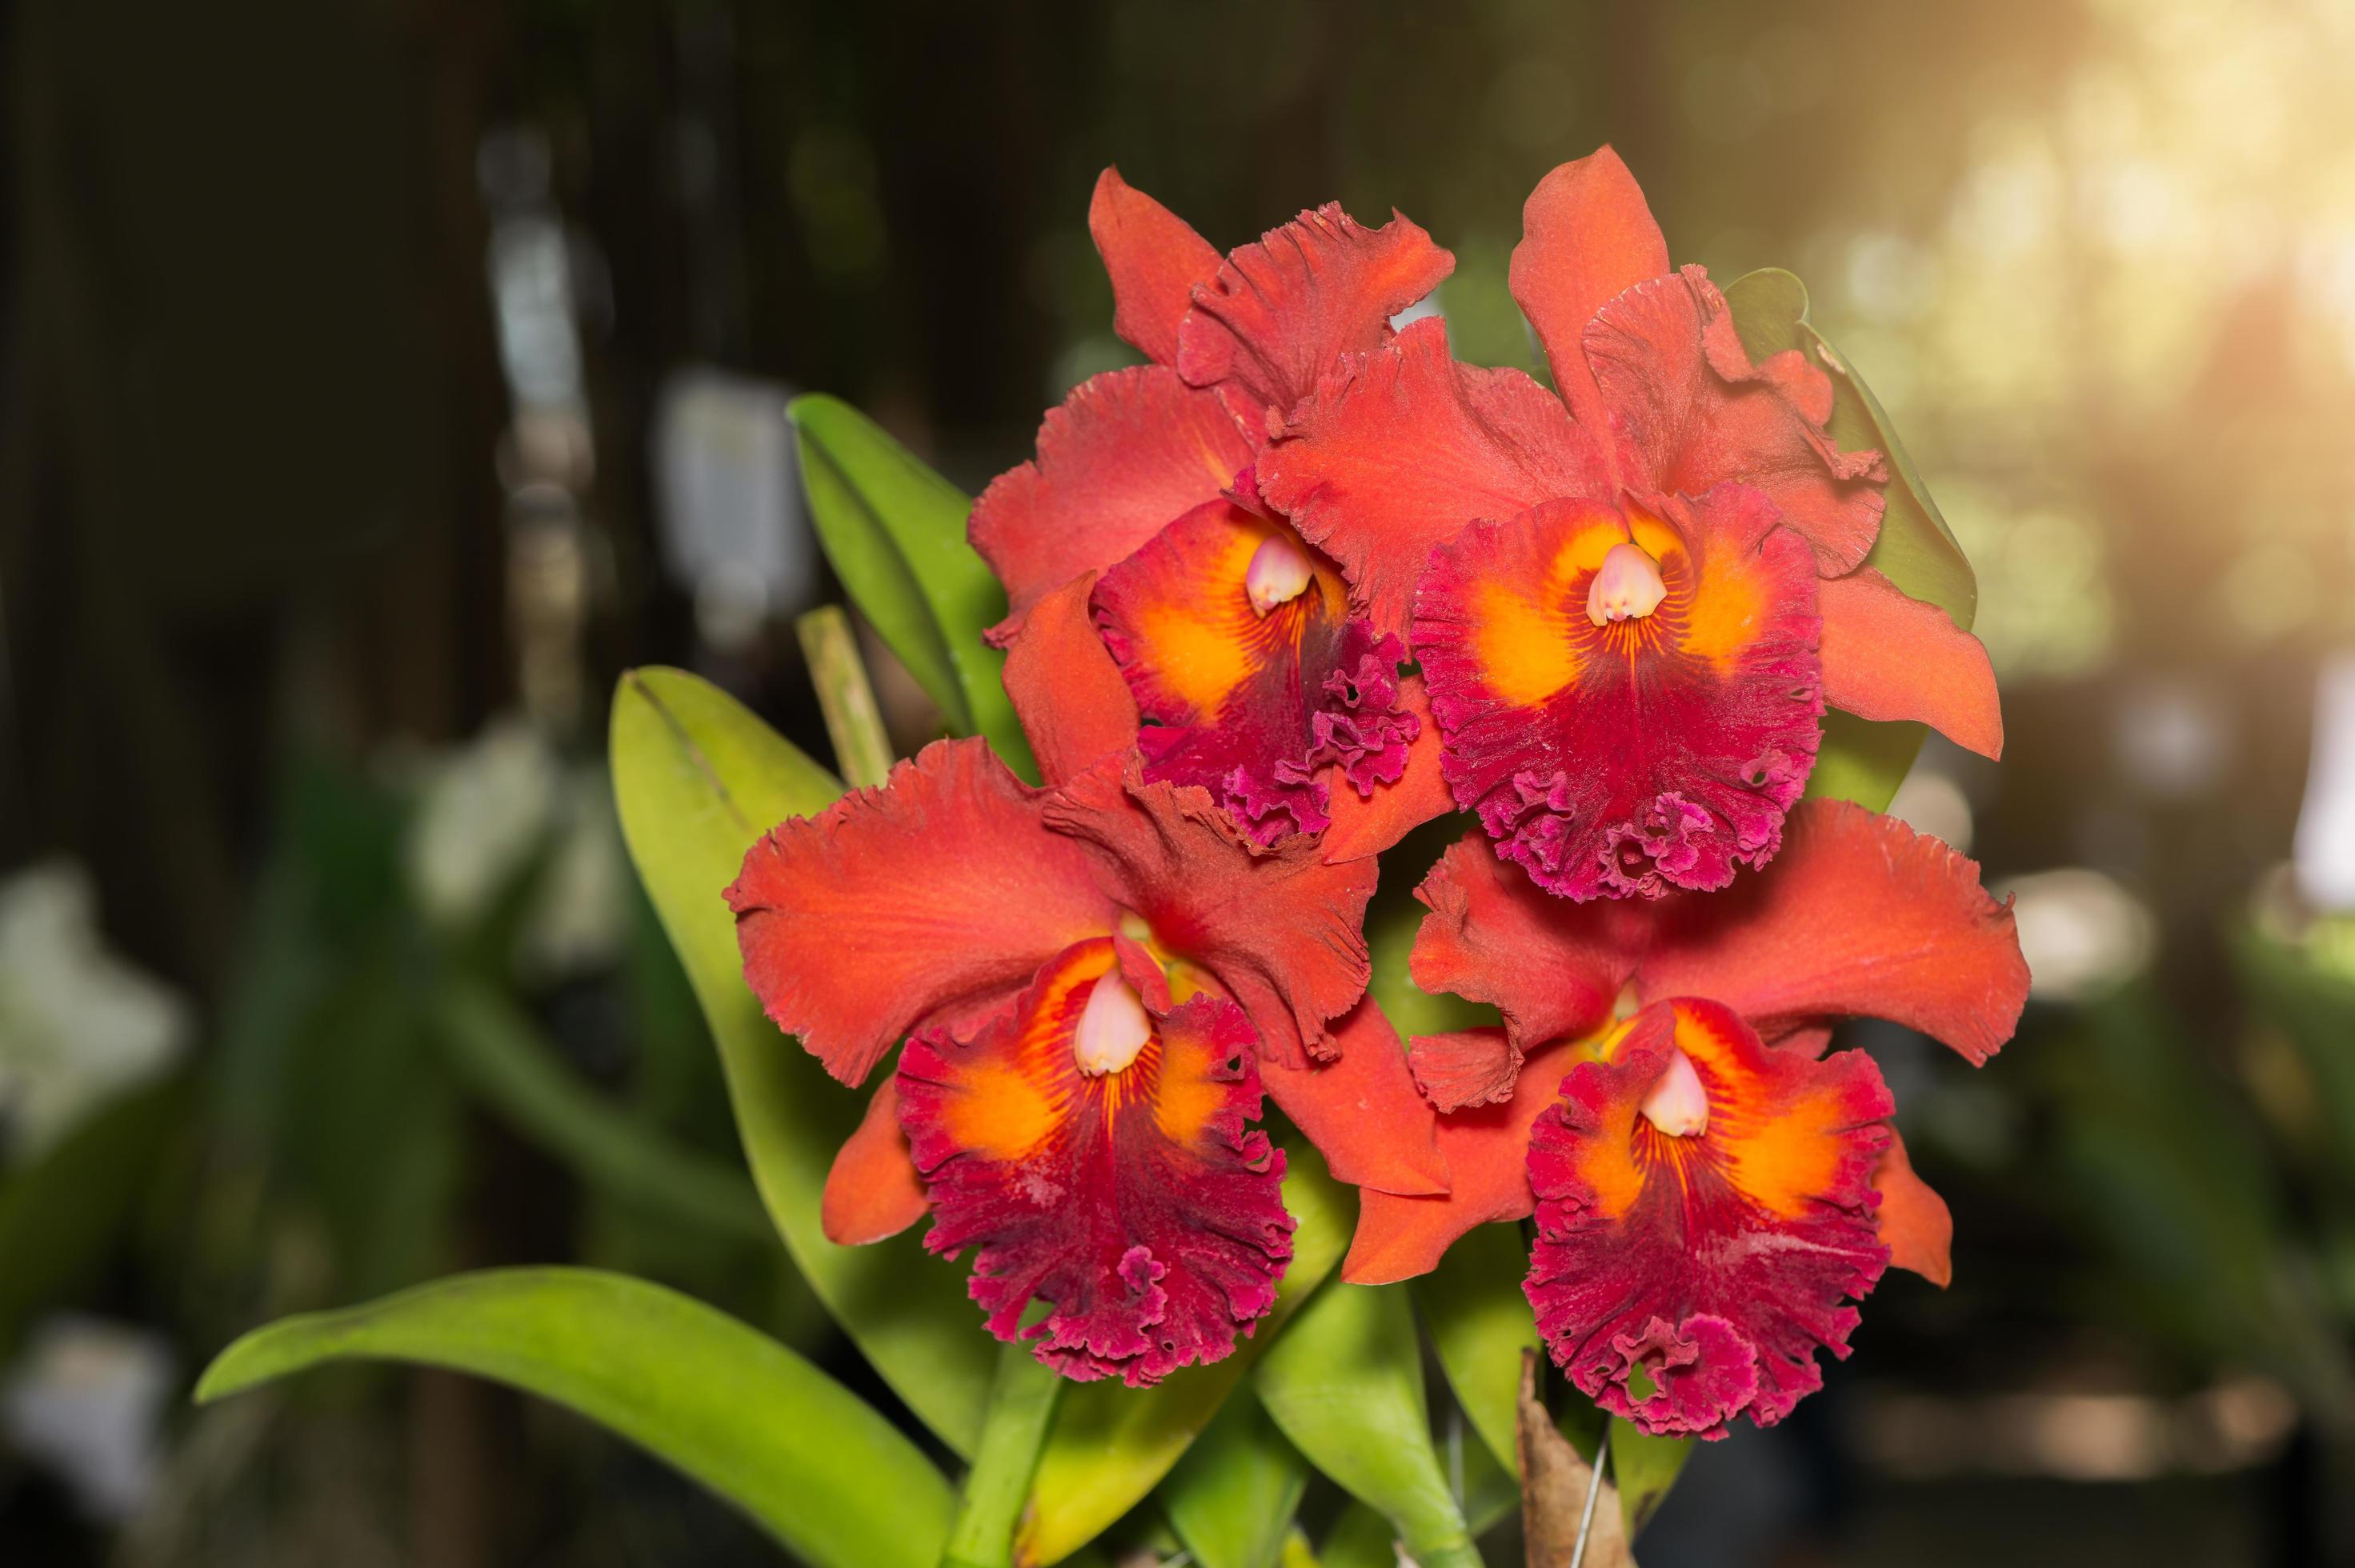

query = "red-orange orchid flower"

[
  {"left": 1343, "top": 801, "right": 2029, "bottom": 1438},
  {"left": 968, "top": 170, "right": 1456, "bottom": 854},
  {"left": 1260, "top": 148, "right": 2001, "bottom": 901},
  {"left": 724, "top": 696, "right": 1448, "bottom": 1384}
]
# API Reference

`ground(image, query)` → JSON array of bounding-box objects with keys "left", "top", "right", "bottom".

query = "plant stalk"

[
  {"left": 939, "top": 1341, "right": 1063, "bottom": 1568},
  {"left": 795, "top": 605, "right": 895, "bottom": 790}
]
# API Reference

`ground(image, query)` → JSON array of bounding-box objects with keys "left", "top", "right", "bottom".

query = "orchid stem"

[
  {"left": 939, "top": 1342, "right": 1063, "bottom": 1568},
  {"left": 795, "top": 605, "right": 895, "bottom": 790}
]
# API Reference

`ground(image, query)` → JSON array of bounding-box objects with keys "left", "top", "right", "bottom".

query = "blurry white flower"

[
  {"left": 1, "top": 1316, "right": 174, "bottom": 1522},
  {"left": 1998, "top": 867, "right": 2159, "bottom": 1002},
  {"left": 517, "top": 773, "right": 627, "bottom": 980},
  {"left": 405, "top": 716, "right": 562, "bottom": 930},
  {"left": 0, "top": 862, "right": 190, "bottom": 1161}
]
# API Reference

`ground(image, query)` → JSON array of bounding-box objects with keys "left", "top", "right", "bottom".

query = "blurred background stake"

[
  {"left": 941, "top": 1339, "right": 1063, "bottom": 1568},
  {"left": 796, "top": 606, "right": 896, "bottom": 790}
]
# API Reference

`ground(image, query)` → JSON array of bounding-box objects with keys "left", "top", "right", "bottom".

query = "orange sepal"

[
  {"left": 1508, "top": 145, "right": 1670, "bottom": 445},
  {"left": 1090, "top": 167, "right": 1221, "bottom": 368},
  {"left": 821, "top": 1078, "right": 927, "bottom": 1245},
  {"left": 1260, "top": 997, "right": 1450, "bottom": 1198},
  {"left": 1818, "top": 566, "right": 2003, "bottom": 760},
  {"left": 1872, "top": 1128, "right": 1954, "bottom": 1287},
  {"left": 1003, "top": 570, "right": 1140, "bottom": 789}
]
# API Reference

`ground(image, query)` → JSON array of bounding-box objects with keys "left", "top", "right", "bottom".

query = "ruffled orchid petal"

[
  {"left": 1637, "top": 798, "right": 2030, "bottom": 1065},
  {"left": 970, "top": 366, "right": 1252, "bottom": 641},
  {"left": 823, "top": 1078, "right": 928, "bottom": 1246},
  {"left": 898, "top": 938, "right": 1293, "bottom": 1386},
  {"left": 1091, "top": 167, "right": 1222, "bottom": 368},
  {"left": 1818, "top": 566, "right": 2004, "bottom": 760},
  {"left": 1094, "top": 504, "right": 1415, "bottom": 846},
  {"left": 1508, "top": 145, "right": 1671, "bottom": 449},
  {"left": 1416, "top": 486, "right": 1824, "bottom": 901},
  {"left": 1258, "top": 318, "right": 1612, "bottom": 642},
  {"left": 728, "top": 738, "right": 1119, "bottom": 1086},
  {"left": 1525, "top": 999, "right": 1892, "bottom": 1439},
  {"left": 1177, "top": 204, "right": 1455, "bottom": 434},
  {"left": 1584, "top": 266, "right": 1888, "bottom": 576},
  {"left": 1404, "top": 1026, "right": 1520, "bottom": 1113},
  {"left": 1003, "top": 570, "right": 1141, "bottom": 789},
  {"left": 1344, "top": 1031, "right": 1582, "bottom": 1284},
  {"left": 1260, "top": 997, "right": 1450, "bottom": 1198},
  {"left": 1041, "top": 758, "right": 1376, "bottom": 1068},
  {"left": 1317, "top": 671, "right": 1456, "bottom": 864},
  {"left": 1873, "top": 1128, "right": 1954, "bottom": 1287},
  {"left": 1410, "top": 834, "right": 1647, "bottom": 1058}
]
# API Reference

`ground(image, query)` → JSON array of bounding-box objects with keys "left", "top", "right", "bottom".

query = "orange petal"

[
  {"left": 1508, "top": 146, "right": 1671, "bottom": 447},
  {"left": 1585, "top": 268, "right": 1887, "bottom": 577},
  {"left": 1873, "top": 1127, "right": 1954, "bottom": 1287},
  {"left": 1091, "top": 167, "right": 1222, "bottom": 368},
  {"left": 1818, "top": 567, "right": 2003, "bottom": 760},
  {"left": 1177, "top": 203, "right": 1453, "bottom": 432},
  {"left": 1258, "top": 318, "right": 1610, "bottom": 642},
  {"left": 1342, "top": 1031, "right": 1581, "bottom": 1284},
  {"left": 1639, "top": 798, "right": 2030, "bottom": 1065},
  {"left": 1042, "top": 758, "right": 1377, "bottom": 1069},
  {"left": 970, "top": 366, "right": 1251, "bottom": 638},
  {"left": 822, "top": 1078, "right": 927, "bottom": 1245},
  {"left": 1261, "top": 997, "right": 1449, "bottom": 1198},
  {"left": 1003, "top": 570, "right": 1140, "bottom": 788},
  {"left": 1410, "top": 834, "right": 1648, "bottom": 1054},
  {"left": 727, "top": 738, "right": 1120, "bottom": 1085}
]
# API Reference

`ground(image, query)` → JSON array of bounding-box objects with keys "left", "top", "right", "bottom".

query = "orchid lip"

[
  {"left": 1586, "top": 541, "right": 1668, "bottom": 627},
  {"left": 1638, "top": 1047, "right": 1709, "bottom": 1137},
  {"left": 1244, "top": 534, "right": 1316, "bottom": 617},
  {"left": 1073, "top": 970, "right": 1151, "bottom": 1076}
]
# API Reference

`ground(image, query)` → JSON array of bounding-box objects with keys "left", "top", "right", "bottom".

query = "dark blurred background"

[{"left": 7, "top": 1, "right": 2355, "bottom": 1563}]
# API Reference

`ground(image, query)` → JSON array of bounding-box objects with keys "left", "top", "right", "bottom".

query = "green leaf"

[
  {"left": 1019, "top": 1138, "right": 1354, "bottom": 1566},
  {"left": 1416, "top": 1223, "right": 1558, "bottom": 1473},
  {"left": 427, "top": 974, "right": 769, "bottom": 1241},
  {"left": 1610, "top": 1422, "right": 1692, "bottom": 1539},
  {"left": 1317, "top": 1503, "right": 1396, "bottom": 1568},
  {"left": 0, "top": 1078, "right": 186, "bottom": 1358},
  {"left": 789, "top": 394, "right": 1034, "bottom": 778},
  {"left": 194, "top": 1267, "right": 950, "bottom": 1568},
  {"left": 1161, "top": 1386, "right": 1310, "bottom": 1568},
  {"left": 609, "top": 666, "right": 993, "bottom": 1454},
  {"left": 1255, "top": 1282, "right": 1481, "bottom": 1568},
  {"left": 1724, "top": 266, "right": 1980, "bottom": 814}
]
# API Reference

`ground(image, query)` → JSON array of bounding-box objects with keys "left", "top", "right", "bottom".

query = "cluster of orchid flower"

[{"left": 727, "top": 149, "right": 2030, "bottom": 1442}]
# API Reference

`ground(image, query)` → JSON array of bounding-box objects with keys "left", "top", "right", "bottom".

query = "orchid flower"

[
  {"left": 1342, "top": 801, "right": 2029, "bottom": 1438},
  {"left": 969, "top": 172, "right": 1455, "bottom": 854},
  {"left": 724, "top": 692, "right": 1448, "bottom": 1386},
  {"left": 1260, "top": 148, "right": 2002, "bottom": 900}
]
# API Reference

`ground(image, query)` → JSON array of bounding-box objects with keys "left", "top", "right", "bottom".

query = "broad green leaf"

[
  {"left": 1161, "top": 1386, "right": 1309, "bottom": 1568},
  {"left": 789, "top": 394, "right": 1034, "bottom": 778},
  {"left": 0, "top": 1078, "right": 185, "bottom": 1358},
  {"left": 1255, "top": 1282, "right": 1481, "bottom": 1568},
  {"left": 194, "top": 1267, "right": 949, "bottom": 1568},
  {"left": 428, "top": 974, "right": 768, "bottom": 1241},
  {"left": 1019, "top": 1140, "right": 1353, "bottom": 1566},
  {"left": 1610, "top": 1422, "right": 1692, "bottom": 1540},
  {"left": 1318, "top": 1503, "right": 1396, "bottom": 1568},
  {"left": 1416, "top": 1224, "right": 1555, "bottom": 1472},
  {"left": 610, "top": 666, "right": 992, "bottom": 1453},
  {"left": 1724, "top": 266, "right": 1980, "bottom": 814}
]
